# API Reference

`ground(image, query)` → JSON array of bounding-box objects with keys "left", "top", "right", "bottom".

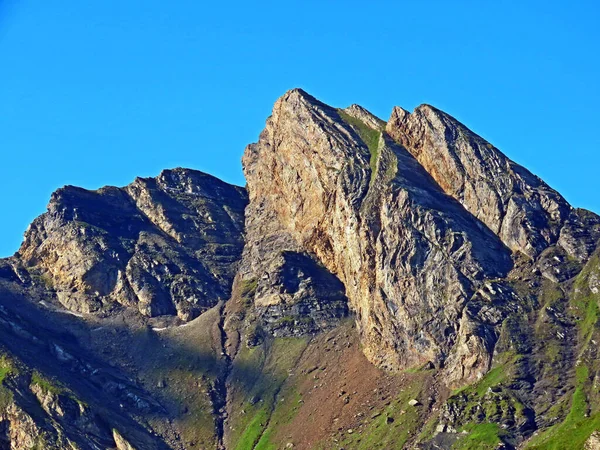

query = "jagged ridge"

[{"left": 0, "top": 89, "right": 599, "bottom": 449}]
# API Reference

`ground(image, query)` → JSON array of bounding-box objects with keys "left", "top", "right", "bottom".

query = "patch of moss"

[
  {"left": 31, "top": 371, "right": 65, "bottom": 396},
  {"left": 29, "top": 369, "right": 89, "bottom": 414},
  {"left": 0, "top": 355, "right": 16, "bottom": 382},
  {"left": 241, "top": 278, "right": 258, "bottom": 305},
  {"left": 245, "top": 322, "right": 264, "bottom": 347},
  {"left": 0, "top": 355, "right": 18, "bottom": 409},
  {"left": 275, "top": 316, "right": 295, "bottom": 328}
]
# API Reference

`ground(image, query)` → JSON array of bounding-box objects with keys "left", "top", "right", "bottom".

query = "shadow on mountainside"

[{"left": 0, "top": 273, "right": 273, "bottom": 449}]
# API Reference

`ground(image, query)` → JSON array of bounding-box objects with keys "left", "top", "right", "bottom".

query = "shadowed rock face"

[{"left": 17, "top": 168, "right": 248, "bottom": 321}]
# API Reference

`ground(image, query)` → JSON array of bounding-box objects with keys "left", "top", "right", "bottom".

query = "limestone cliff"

[{"left": 242, "top": 89, "right": 515, "bottom": 385}]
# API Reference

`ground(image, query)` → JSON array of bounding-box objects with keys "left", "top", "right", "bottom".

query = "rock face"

[
  {"left": 18, "top": 168, "right": 247, "bottom": 321},
  {"left": 1, "top": 88, "right": 600, "bottom": 449},
  {"left": 386, "top": 105, "right": 574, "bottom": 259},
  {"left": 242, "top": 89, "right": 513, "bottom": 383}
]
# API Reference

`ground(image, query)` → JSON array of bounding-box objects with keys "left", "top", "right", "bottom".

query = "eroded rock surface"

[
  {"left": 242, "top": 89, "right": 514, "bottom": 384},
  {"left": 386, "top": 104, "right": 572, "bottom": 258},
  {"left": 18, "top": 168, "right": 247, "bottom": 321}
]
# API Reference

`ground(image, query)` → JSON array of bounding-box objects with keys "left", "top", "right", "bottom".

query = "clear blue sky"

[{"left": 1, "top": 1, "right": 599, "bottom": 257}]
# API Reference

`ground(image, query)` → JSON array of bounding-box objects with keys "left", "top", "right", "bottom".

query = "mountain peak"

[
  {"left": 342, "top": 103, "right": 385, "bottom": 130},
  {"left": 386, "top": 100, "right": 575, "bottom": 257},
  {"left": 278, "top": 87, "right": 326, "bottom": 108},
  {"left": 18, "top": 168, "right": 248, "bottom": 320}
]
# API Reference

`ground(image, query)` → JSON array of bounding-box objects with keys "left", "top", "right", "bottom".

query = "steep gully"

[{"left": 211, "top": 302, "right": 230, "bottom": 449}]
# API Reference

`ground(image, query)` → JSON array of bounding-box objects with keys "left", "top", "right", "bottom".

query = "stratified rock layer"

[
  {"left": 386, "top": 105, "right": 572, "bottom": 258},
  {"left": 242, "top": 89, "right": 514, "bottom": 384}
]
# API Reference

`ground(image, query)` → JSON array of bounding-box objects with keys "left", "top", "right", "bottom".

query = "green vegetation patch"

[
  {"left": 433, "top": 352, "right": 526, "bottom": 449},
  {"left": 167, "top": 370, "right": 218, "bottom": 448},
  {"left": 0, "top": 354, "right": 16, "bottom": 409},
  {"left": 571, "top": 254, "right": 600, "bottom": 347},
  {"left": 452, "top": 423, "right": 504, "bottom": 449},
  {"left": 230, "top": 337, "right": 309, "bottom": 450},
  {"left": 275, "top": 316, "right": 295, "bottom": 328},
  {"left": 240, "top": 278, "right": 258, "bottom": 305},
  {"left": 525, "top": 364, "right": 600, "bottom": 449},
  {"left": 337, "top": 110, "right": 382, "bottom": 181},
  {"left": 0, "top": 354, "right": 16, "bottom": 383},
  {"left": 30, "top": 369, "right": 88, "bottom": 409},
  {"left": 524, "top": 255, "right": 600, "bottom": 449},
  {"left": 452, "top": 352, "right": 521, "bottom": 398},
  {"left": 31, "top": 370, "right": 66, "bottom": 396},
  {"left": 254, "top": 389, "right": 302, "bottom": 450},
  {"left": 416, "top": 408, "right": 444, "bottom": 444},
  {"left": 143, "top": 316, "right": 223, "bottom": 449}
]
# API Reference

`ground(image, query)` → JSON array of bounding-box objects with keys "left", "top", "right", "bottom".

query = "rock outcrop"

[
  {"left": 385, "top": 104, "right": 587, "bottom": 260},
  {"left": 17, "top": 168, "right": 247, "bottom": 321},
  {"left": 242, "top": 89, "right": 514, "bottom": 384}
]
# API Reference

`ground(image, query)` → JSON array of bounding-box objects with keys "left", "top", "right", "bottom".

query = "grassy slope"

[
  {"left": 334, "top": 373, "right": 429, "bottom": 449},
  {"left": 452, "top": 423, "right": 503, "bottom": 449},
  {"left": 416, "top": 252, "right": 600, "bottom": 449},
  {"left": 226, "top": 319, "right": 432, "bottom": 450},
  {"left": 525, "top": 254, "right": 600, "bottom": 449},
  {"left": 437, "top": 353, "right": 522, "bottom": 449},
  {"left": 526, "top": 364, "right": 599, "bottom": 449},
  {"left": 142, "top": 307, "right": 223, "bottom": 448},
  {"left": 228, "top": 337, "right": 309, "bottom": 450}
]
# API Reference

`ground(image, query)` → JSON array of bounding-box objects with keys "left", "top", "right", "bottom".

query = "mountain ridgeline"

[{"left": 0, "top": 89, "right": 599, "bottom": 449}]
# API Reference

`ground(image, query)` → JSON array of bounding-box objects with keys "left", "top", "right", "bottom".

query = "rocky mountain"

[{"left": 0, "top": 89, "right": 599, "bottom": 449}]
